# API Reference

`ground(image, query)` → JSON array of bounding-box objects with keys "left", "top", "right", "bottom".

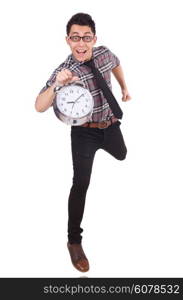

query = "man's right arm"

[
  {"left": 35, "top": 69, "right": 79, "bottom": 112},
  {"left": 35, "top": 83, "right": 57, "bottom": 112}
]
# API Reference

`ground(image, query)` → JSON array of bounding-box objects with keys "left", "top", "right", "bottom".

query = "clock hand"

[
  {"left": 71, "top": 102, "right": 76, "bottom": 115},
  {"left": 70, "top": 94, "right": 84, "bottom": 115},
  {"left": 74, "top": 94, "right": 84, "bottom": 103},
  {"left": 67, "top": 101, "right": 75, "bottom": 104}
]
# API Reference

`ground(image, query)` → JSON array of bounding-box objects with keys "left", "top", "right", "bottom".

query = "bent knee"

[{"left": 117, "top": 149, "right": 127, "bottom": 161}]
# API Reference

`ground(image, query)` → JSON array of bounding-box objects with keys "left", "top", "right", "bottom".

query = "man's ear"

[
  {"left": 65, "top": 36, "right": 69, "bottom": 45},
  {"left": 93, "top": 36, "right": 97, "bottom": 45}
]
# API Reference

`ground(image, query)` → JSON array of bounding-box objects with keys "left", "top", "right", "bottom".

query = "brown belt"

[{"left": 81, "top": 117, "right": 118, "bottom": 129}]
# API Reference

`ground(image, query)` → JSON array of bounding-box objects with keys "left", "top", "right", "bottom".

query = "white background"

[{"left": 0, "top": 0, "right": 183, "bottom": 277}]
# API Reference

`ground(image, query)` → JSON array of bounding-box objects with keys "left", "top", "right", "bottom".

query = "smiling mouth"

[{"left": 76, "top": 50, "right": 87, "bottom": 54}]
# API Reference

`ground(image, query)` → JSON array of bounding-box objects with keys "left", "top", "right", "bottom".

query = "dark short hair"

[{"left": 66, "top": 13, "right": 96, "bottom": 35}]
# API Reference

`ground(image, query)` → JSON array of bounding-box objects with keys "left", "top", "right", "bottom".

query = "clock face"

[{"left": 56, "top": 85, "right": 93, "bottom": 118}]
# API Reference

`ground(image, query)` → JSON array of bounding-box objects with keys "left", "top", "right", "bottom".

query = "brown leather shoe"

[{"left": 67, "top": 242, "right": 89, "bottom": 272}]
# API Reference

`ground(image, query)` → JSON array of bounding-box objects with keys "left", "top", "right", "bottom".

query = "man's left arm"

[{"left": 112, "top": 65, "right": 131, "bottom": 102}]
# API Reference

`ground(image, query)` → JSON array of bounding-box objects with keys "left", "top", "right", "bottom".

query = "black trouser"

[{"left": 67, "top": 120, "right": 127, "bottom": 244}]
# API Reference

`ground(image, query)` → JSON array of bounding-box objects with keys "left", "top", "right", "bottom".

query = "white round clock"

[{"left": 53, "top": 81, "right": 94, "bottom": 126}]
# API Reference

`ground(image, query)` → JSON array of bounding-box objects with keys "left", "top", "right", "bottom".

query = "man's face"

[{"left": 66, "top": 25, "right": 97, "bottom": 62}]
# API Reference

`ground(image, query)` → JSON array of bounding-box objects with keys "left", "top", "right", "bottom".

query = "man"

[{"left": 35, "top": 13, "right": 131, "bottom": 272}]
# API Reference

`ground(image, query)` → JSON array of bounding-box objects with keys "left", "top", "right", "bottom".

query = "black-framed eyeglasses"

[{"left": 69, "top": 35, "right": 94, "bottom": 43}]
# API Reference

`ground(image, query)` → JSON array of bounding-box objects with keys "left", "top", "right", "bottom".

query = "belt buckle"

[{"left": 98, "top": 121, "right": 108, "bottom": 129}]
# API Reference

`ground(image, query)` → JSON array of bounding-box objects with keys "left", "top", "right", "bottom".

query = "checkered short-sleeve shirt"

[{"left": 39, "top": 46, "right": 120, "bottom": 122}]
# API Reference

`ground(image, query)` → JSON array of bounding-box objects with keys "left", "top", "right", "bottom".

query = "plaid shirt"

[{"left": 40, "top": 46, "right": 120, "bottom": 122}]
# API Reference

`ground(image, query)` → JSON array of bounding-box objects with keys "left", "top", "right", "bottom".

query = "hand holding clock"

[{"left": 55, "top": 69, "right": 79, "bottom": 86}]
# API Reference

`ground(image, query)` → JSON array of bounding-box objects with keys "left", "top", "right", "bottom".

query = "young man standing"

[{"left": 35, "top": 13, "right": 131, "bottom": 272}]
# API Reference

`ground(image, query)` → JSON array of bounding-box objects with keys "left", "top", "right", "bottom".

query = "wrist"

[
  {"left": 121, "top": 86, "right": 127, "bottom": 91},
  {"left": 52, "top": 81, "right": 58, "bottom": 89},
  {"left": 50, "top": 82, "right": 59, "bottom": 94}
]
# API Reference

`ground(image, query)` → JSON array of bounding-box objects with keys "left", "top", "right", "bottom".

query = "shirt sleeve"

[
  {"left": 108, "top": 48, "right": 120, "bottom": 69},
  {"left": 38, "top": 63, "right": 65, "bottom": 95},
  {"left": 99, "top": 46, "right": 120, "bottom": 69}
]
